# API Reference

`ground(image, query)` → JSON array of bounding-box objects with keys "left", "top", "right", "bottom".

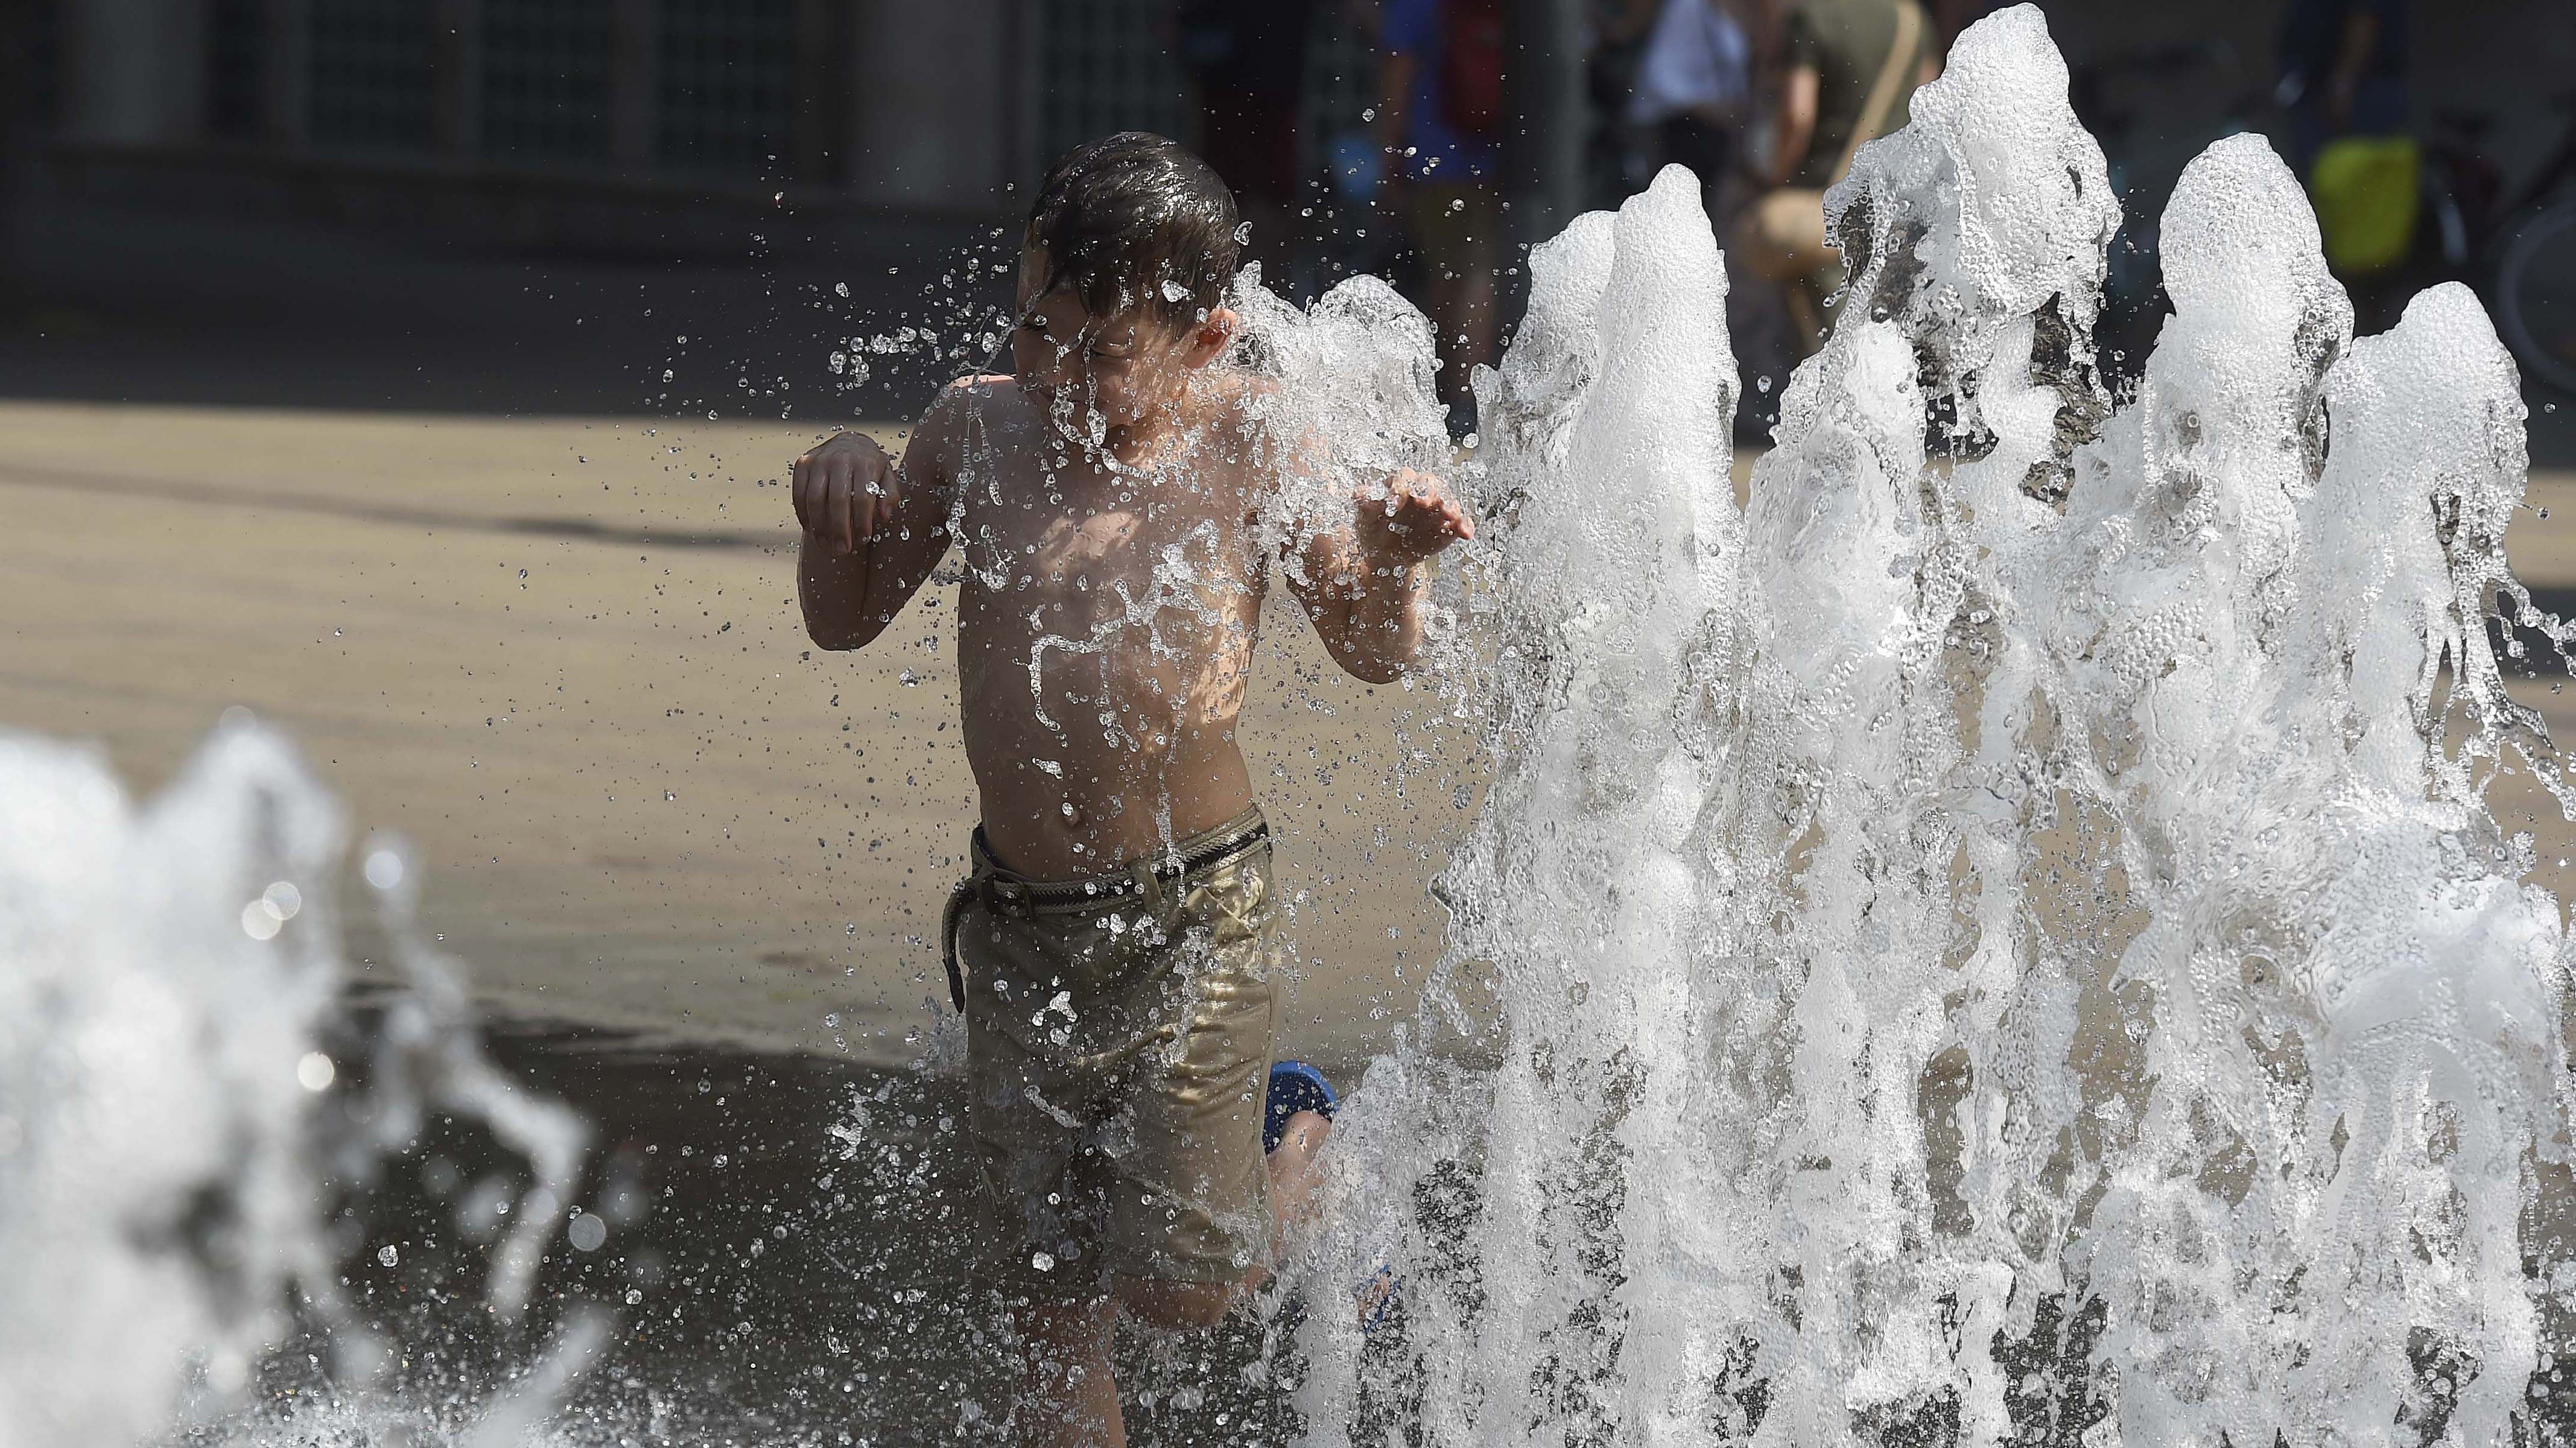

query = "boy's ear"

[{"left": 1181, "top": 306, "right": 1239, "bottom": 368}]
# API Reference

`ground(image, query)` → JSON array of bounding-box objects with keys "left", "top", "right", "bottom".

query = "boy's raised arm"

[
  {"left": 793, "top": 384, "right": 969, "bottom": 651},
  {"left": 1286, "top": 469, "right": 1474, "bottom": 684}
]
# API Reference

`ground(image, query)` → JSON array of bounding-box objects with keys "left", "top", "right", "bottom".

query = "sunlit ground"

[
  {"left": 8, "top": 398, "right": 2576, "bottom": 1062},
  {"left": 13, "top": 399, "right": 2576, "bottom": 1438},
  {"left": 0, "top": 400, "right": 1491, "bottom": 1075}
]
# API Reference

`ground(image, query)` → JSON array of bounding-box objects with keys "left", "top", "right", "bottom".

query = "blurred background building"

[
  {"left": 24, "top": 1, "right": 1378, "bottom": 243},
  {"left": 4, "top": 0, "right": 2574, "bottom": 437}
]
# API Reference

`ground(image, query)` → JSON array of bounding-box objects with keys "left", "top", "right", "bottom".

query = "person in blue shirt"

[{"left": 1378, "top": 0, "right": 1505, "bottom": 431}]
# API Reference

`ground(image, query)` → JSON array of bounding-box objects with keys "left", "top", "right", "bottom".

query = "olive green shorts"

[{"left": 947, "top": 808, "right": 1281, "bottom": 1302}]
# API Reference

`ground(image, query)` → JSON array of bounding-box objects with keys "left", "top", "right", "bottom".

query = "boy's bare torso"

[{"left": 942, "top": 374, "right": 1273, "bottom": 878}]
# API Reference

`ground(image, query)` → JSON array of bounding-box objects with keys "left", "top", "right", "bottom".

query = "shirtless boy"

[{"left": 788, "top": 132, "right": 1471, "bottom": 1445}]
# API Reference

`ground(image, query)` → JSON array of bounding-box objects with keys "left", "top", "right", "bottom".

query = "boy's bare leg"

[
  {"left": 1266, "top": 1108, "right": 1333, "bottom": 1243},
  {"left": 1118, "top": 1110, "right": 1334, "bottom": 1332},
  {"left": 1010, "top": 1297, "right": 1125, "bottom": 1448}
]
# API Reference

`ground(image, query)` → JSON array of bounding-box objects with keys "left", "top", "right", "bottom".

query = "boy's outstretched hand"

[
  {"left": 1356, "top": 469, "right": 1475, "bottom": 566},
  {"left": 792, "top": 431, "right": 900, "bottom": 555}
]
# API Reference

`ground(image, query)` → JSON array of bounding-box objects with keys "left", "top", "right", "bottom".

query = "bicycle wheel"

[{"left": 2496, "top": 198, "right": 2576, "bottom": 397}]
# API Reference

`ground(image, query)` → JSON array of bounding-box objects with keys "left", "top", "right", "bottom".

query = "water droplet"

[
  {"left": 1757, "top": 375, "right": 1774, "bottom": 394},
  {"left": 899, "top": 669, "right": 921, "bottom": 687},
  {"left": 377, "top": 1244, "right": 399, "bottom": 1267},
  {"left": 240, "top": 900, "right": 281, "bottom": 941},
  {"left": 568, "top": 1212, "right": 608, "bottom": 1252},
  {"left": 296, "top": 1052, "right": 335, "bottom": 1092},
  {"left": 364, "top": 849, "right": 405, "bottom": 891},
  {"left": 263, "top": 881, "right": 302, "bottom": 920},
  {"left": 1030, "top": 1250, "right": 1056, "bottom": 1272},
  {"left": 834, "top": 281, "right": 849, "bottom": 297}
]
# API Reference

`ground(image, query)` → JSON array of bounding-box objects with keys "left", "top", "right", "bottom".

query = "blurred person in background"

[
  {"left": 1179, "top": 0, "right": 1321, "bottom": 291},
  {"left": 1739, "top": 0, "right": 1937, "bottom": 356},
  {"left": 1587, "top": 0, "right": 1668, "bottom": 212},
  {"left": 2274, "top": 0, "right": 2413, "bottom": 318},
  {"left": 2276, "top": 0, "right": 2409, "bottom": 169},
  {"left": 1927, "top": 0, "right": 2013, "bottom": 56},
  {"left": 1380, "top": 0, "right": 1505, "bottom": 435},
  {"left": 1626, "top": 0, "right": 1754, "bottom": 223}
]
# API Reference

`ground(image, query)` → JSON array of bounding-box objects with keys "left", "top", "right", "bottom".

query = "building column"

[
  {"left": 64, "top": 0, "right": 213, "bottom": 145},
  {"left": 609, "top": 0, "right": 656, "bottom": 171},
  {"left": 792, "top": 0, "right": 844, "bottom": 183},
  {"left": 843, "top": 0, "right": 1017, "bottom": 212},
  {"left": 433, "top": 0, "right": 481, "bottom": 159},
  {"left": 264, "top": 0, "right": 310, "bottom": 150}
]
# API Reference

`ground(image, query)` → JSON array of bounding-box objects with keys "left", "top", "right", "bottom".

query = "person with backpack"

[
  {"left": 1378, "top": 0, "right": 1506, "bottom": 434},
  {"left": 1736, "top": 0, "right": 1938, "bottom": 358}
]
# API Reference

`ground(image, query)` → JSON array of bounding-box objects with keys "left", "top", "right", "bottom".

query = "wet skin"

[
  {"left": 790, "top": 250, "right": 1472, "bottom": 880},
  {"left": 946, "top": 373, "right": 1267, "bottom": 874}
]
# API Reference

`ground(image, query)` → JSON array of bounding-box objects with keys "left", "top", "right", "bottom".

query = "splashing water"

[
  {"left": 1289, "top": 8, "right": 2576, "bottom": 1444},
  {"left": 14, "top": 8, "right": 2576, "bottom": 1444},
  {"left": 0, "top": 717, "right": 594, "bottom": 1446}
]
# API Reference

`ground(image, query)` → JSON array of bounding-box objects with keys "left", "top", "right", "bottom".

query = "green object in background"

[{"left": 2311, "top": 134, "right": 2422, "bottom": 277}]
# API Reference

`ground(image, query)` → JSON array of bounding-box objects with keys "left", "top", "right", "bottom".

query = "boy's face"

[{"left": 1013, "top": 248, "right": 1231, "bottom": 441}]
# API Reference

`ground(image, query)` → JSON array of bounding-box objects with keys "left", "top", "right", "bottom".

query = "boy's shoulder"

[
  {"left": 1184, "top": 368, "right": 1290, "bottom": 451},
  {"left": 913, "top": 373, "right": 1034, "bottom": 459},
  {"left": 1202, "top": 365, "right": 1277, "bottom": 413}
]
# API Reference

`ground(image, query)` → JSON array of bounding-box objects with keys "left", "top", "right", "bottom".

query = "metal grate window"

[
  {"left": 481, "top": 0, "right": 615, "bottom": 162},
  {"left": 308, "top": 0, "right": 437, "bottom": 153},
  {"left": 656, "top": 0, "right": 796, "bottom": 177},
  {"left": 1040, "top": 0, "right": 1191, "bottom": 166}
]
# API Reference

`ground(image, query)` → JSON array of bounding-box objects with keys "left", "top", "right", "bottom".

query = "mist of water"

[
  {"left": 1286, "top": 8, "right": 2576, "bottom": 1444},
  {"left": 0, "top": 716, "right": 594, "bottom": 1447},
  {"left": 12, "top": 7, "right": 2576, "bottom": 1444}
]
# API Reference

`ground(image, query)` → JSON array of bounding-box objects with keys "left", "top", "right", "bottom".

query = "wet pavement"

[{"left": 261, "top": 1012, "right": 1328, "bottom": 1445}]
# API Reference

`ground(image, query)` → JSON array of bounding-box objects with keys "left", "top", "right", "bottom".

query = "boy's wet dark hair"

[{"left": 1026, "top": 132, "right": 1241, "bottom": 332}]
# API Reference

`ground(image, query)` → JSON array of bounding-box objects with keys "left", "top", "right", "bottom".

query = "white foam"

[
  {"left": 1292, "top": 8, "right": 2576, "bottom": 1444},
  {"left": 0, "top": 719, "right": 592, "bottom": 1446}
]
